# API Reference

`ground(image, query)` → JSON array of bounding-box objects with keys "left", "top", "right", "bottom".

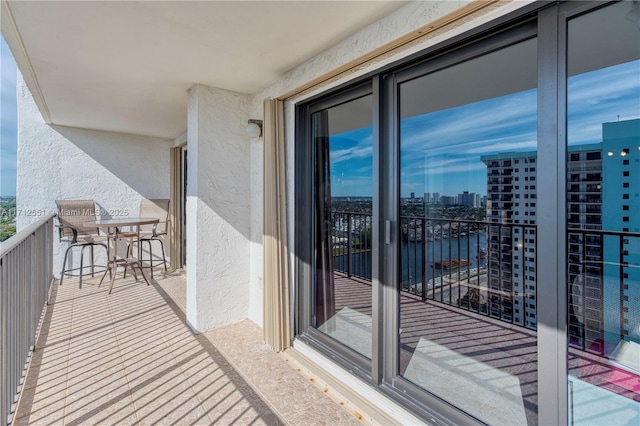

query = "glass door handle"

[{"left": 385, "top": 220, "right": 391, "bottom": 245}]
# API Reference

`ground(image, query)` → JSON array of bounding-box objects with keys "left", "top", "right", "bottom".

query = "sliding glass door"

[
  {"left": 566, "top": 2, "right": 640, "bottom": 424},
  {"left": 296, "top": 2, "right": 640, "bottom": 424},
  {"left": 395, "top": 36, "right": 539, "bottom": 425},
  {"left": 308, "top": 85, "right": 375, "bottom": 362}
]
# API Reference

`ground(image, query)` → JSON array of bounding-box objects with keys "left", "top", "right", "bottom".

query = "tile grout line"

[
  {"left": 147, "top": 280, "right": 218, "bottom": 424},
  {"left": 61, "top": 282, "right": 76, "bottom": 426},
  {"left": 104, "top": 282, "right": 142, "bottom": 425}
]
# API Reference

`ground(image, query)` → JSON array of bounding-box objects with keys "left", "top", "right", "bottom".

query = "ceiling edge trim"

[
  {"left": 2, "top": 0, "right": 52, "bottom": 124},
  {"left": 278, "top": 0, "right": 502, "bottom": 101}
]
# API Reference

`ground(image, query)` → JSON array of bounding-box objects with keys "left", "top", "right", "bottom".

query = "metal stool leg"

[
  {"left": 90, "top": 245, "right": 95, "bottom": 277},
  {"left": 148, "top": 239, "right": 154, "bottom": 278},
  {"left": 79, "top": 245, "right": 87, "bottom": 288},
  {"left": 60, "top": 244, "right": 74, "bottom": 286},
  {"left": 159, "top": 239, "right": 167, "bottom": 272}
]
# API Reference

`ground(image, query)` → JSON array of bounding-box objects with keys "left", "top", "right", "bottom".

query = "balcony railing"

[
  {"left": 331, "top": 211, "right": 373, "bottom": 281},
  {"left": 567, "top": 227, "right": 640, "bottom": 355},
  {"left": 330, "top": 211, "right": 538, "bottom": 329},
  {"left": 0, "top": 213, "right": 54, "bottom": 425}
]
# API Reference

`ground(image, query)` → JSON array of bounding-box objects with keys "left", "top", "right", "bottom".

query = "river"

[{"left": 334, "top": 232, "right": 488, "bottom": 283}]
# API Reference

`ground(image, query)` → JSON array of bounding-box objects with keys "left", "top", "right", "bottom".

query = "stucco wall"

[
  {"left": 186, "top": 84, "right": 251, "bottom": 332},
  {"left": 16, "top": 74, "right": 172, "bottom": 277}
]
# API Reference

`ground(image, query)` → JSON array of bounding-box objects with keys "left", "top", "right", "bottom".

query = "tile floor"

[{"left": 13, "top": 271, "right": 363, "bottom": 425}]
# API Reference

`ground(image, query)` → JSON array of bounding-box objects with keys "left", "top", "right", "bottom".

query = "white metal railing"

[{"left": 0, "top": 213, "right": 55, "bottom": 426}]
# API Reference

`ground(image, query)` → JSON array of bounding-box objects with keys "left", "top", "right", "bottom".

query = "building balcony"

[
  {"left": 1, "top": 219, "right": 363, "bottom": 425},
  {"left": 9, "top": 273, "right": 361, "bottom": 426}
]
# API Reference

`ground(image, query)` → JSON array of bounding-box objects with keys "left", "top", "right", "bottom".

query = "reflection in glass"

[
  {"left": 398, "top": 38, "right": 538, "bottom": 425},
  {"left": 567, "top": 2, "right": 640, "bottom": 424},
  {"left": 312, "top": 94, "right": 373, "bottom": 359}
]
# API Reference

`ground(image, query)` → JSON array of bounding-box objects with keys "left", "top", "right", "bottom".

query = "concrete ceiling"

[{"left": 2, "top": 1, "right": 407, "bottom": 139}]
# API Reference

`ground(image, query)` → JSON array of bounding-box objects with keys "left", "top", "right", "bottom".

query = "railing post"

[
  {"left": 421, "top": 219, "right": 426, "bottom": 302},
  {"left": 347, "top": 213, "right": 352, "bottom": 278},
  {"left": 619, "top": 234, "right": 625, "bottom": 342},
  {"left": 1, "top": 255, "right": 5, "bottom": 426}
]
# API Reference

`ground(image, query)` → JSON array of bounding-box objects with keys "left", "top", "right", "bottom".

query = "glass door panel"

[
  {"left": 397, "top": 38, "right": 539, "bottom": 424},
  {"left": 312, "top": 93, "right": 374, "bottom": 359},
  {"left": 567, "top": 2, "right": 640, "bottom": 424}
]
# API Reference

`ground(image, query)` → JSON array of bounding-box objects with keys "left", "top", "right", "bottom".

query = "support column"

[{"left": 186, "top": 84, "right": 251, "bottom": 332}]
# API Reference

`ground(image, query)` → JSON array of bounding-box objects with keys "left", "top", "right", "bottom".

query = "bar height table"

[{"left": 84, "top": 217, "right": 159, "bottom": 294}]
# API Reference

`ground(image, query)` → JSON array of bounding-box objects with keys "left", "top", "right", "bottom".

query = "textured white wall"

[
  {"left": 186, "top": 84, "right": 251, "bottom": 332},
  {"left": 16, "top": 74, "right": 172, "bottom": 276}
]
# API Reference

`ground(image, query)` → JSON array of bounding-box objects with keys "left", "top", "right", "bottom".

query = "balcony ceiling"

[{"left": 1, "top": 1, "right": 407, "bottom": 139}]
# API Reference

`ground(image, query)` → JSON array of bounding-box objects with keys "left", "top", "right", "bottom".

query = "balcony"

[
  {"left": 1, "top": 220, "right": 362, "bottom": 425},
  {"left": 332, "top": 274, "right": 639, "bottom": 425},
  {"left": 11, "top": 278, "right": 363, "bottom": 425}
]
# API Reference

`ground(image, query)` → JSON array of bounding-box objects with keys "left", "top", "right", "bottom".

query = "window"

[
  {"left": 296, "top": 3, "right": 638, "bottom": 424},
  {"left": 624, "top": 194, "right": 630, "bottom": 199},
  {"left": 567, "top": 3, "right": 640, "bottom": 424},
  {"left": 586, "top": 151, "right": 601, "bottom": 160},
  {"left": 623, "top": 205, "right": 629, "bottom": 210}
]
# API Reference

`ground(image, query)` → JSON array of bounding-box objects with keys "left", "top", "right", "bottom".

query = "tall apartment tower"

[
  {"left": 481, "top": 119, "right": 639, "bottom": 346},
  {"left": 601, "top": 119, "right": 640, "bottom": 351},
  {"left": 459, "top": 191, "right": 481, "bottom": 208},
  {"left": 568, "top": 119, "right": 640, "bottom": 354},
  {"left": 567, "top": 143, "right": 604, "bottom": 353},
  {"left": 481, "top": 153, "right": 538, "bottom": 329}
]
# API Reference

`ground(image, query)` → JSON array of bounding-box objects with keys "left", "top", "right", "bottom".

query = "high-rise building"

[
  {"left": 458, "top": 191, "right": 481, "bottom": 208},
  {"left": 481, "top": 152, "right": 537, "bottom": 328},
  {"left": 567, "top": 143, "right": 604, "bottom": 352},
  {"left": 440, "top": 195, "right": 458, "bottom": 206},
  {"left": 484, "top": 119, "right": 640, "bottom": 346},
  {"left": 601, "top": 119, "right": 640, "bottom": 351}
]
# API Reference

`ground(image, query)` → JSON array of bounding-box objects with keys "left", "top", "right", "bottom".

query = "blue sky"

[
  {"left": 0, "top": 33, "right": 637, "bottom": 199},
  {"left": 330, "top": 59, "right": 640, "bottom": 198},
  {"left": 1, "top": 35, "right": 17, "bottom": 196}
]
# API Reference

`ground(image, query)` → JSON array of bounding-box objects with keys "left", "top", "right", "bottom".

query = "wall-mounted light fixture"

[{"left": 245, "top": 119, "right": 263, "bottom": 138}]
